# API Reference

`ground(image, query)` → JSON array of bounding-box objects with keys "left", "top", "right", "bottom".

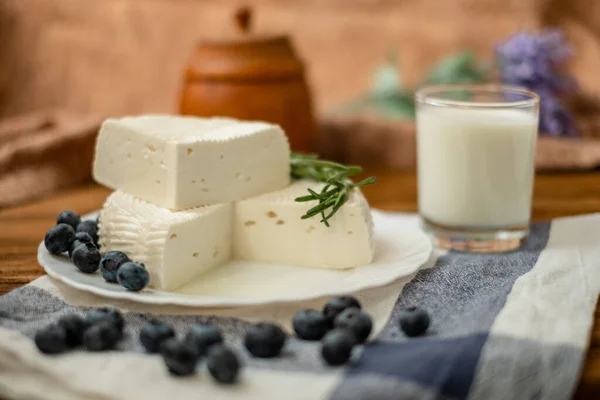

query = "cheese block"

[
  {"left": 93, "top": 115, "right": 291, "bottom": 210},
  {"left": 233, "top": 180, "right": 374, "bottom": 269},
  {"left": 98, "top": 191, "right": 232, "bottom": 291}
]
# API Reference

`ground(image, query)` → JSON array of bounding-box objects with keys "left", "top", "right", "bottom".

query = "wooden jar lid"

[{"left": 185, "top": 7, "right": 304, "bottom": 81}]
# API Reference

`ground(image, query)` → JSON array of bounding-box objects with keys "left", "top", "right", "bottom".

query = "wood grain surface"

[
  {"left": 0, "top": 169, "right": 599, "bottom": 398},
  {"left": 3, "top": 0, "right": 600, "bottom": 118}
]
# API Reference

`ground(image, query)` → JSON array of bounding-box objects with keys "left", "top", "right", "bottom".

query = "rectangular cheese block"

[
  {"left": 98, "top": 191, "right": 232, "bottom": 291},
  {"left": 93, "top": 115, "right": 291, "bottom": 210},
  {"left": 233, "top": 180, "right": 374, "bottom": 269}
]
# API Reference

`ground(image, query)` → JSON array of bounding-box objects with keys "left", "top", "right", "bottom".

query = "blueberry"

[
  {"left": 85, "top": 307, "right": 125, "bottom": 334},
  {"left": 160, "top": 338, "right": 199, "bottom": 376},
  {"left": 321, "top": 328, "right": 356, "bottom": 366},
  {"left": 399, "top": 307, "right": 430, "bottom": 337},
  {"left": 117, "top": 262, "right": 149, "bottom": 291},
  {"left": 334, "top": 308, "right": 372, "bottom": 344},
  {"left": 44, "top": 223, "right": 76, "bottom": 255},
  {"left": 100, "top": 251, "right": 130, "bottom": 283},
  {"left": 323, "top": 296, "right": 361, "bottom": 327},
  {"left": 207, "top": 345, "right": 241, "bottom": 384},
  {"left": 57, "top": 210, "right": 81, "bottom": 230},
  {"left": 140, "top": 320, "right": 175, "bottom": 353},
  {"left": 34, "top": 324, "right": 70, "bottom": 354},
  {"left": 71, "top": 242, "right": 101, "bottom": 273},
  {"left": 76, "top": 220, "right": 98, "bottom": 244},
  {"left": 244, "top": 322, "right": 286, "bottom": 358},
  {"left": 75, "top": 232, "right": 94, "bottom": 244},
  {"left": 69, "top": 232, "right": 95, "bottom": 258},
  {"left": 293, "top": 309, "right": 329, "bottom": 341},
  {"left": 68, "top": 241, "right": 84, "bottom": 259},
  {"left": 184, "top": 324, "right": 223, "bottom": 356},
  {"left": 57, "top": 314, "right": 86, "bottom": 347},
  {"left": 83, "top": 321, "right": 122, "bottom": 351}
]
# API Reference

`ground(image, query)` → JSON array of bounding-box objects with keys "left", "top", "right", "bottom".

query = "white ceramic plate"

[{"left": 38, "top": 210, "right": 432, "bottom": 307}]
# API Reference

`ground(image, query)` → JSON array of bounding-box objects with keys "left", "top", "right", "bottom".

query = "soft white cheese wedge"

[
  {"left": 233, "top": 180, "right": 374, "bottom": 269},
  {"left": 93, "top": 115, "right": 290, "bottom": 210},
  {"left": 98, "top": 191, "right": 232, "bottom": 291}
]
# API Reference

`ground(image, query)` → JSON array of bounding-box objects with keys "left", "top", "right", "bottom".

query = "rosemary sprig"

[{"left": 290, "top": 152, "right": 376, "bottom": 227}]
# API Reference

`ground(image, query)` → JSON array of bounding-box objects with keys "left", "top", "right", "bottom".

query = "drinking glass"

[{"left": 415, "top": 84, "right": 540, "bottom": 252}]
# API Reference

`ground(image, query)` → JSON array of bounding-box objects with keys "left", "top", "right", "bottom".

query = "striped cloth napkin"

[{"left": 0, "top": 213, "right": 599, "bottom": 400}]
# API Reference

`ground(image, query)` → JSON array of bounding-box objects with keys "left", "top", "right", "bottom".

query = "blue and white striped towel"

[{"left": 0, "top": 213, "right": 599, "bottom": 400}]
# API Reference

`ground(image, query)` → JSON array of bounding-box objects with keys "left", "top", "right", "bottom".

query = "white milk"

[{"left": 417, "top": 105, "right": 538, "bottom": 229}]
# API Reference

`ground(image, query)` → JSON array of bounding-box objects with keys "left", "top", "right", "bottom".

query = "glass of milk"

[{"left": 416, "top": 85, "right": 539, "bottom": 252}]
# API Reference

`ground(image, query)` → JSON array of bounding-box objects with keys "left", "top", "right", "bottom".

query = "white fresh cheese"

[
  {"left": 233, "top": 180, "right": 374, "bottom": 269},
  {"left": 98, "top": 191, "right": 232, "bottom": 291},
  {"left": 93, "top": 115, "right": 291, "bottom": 210}
]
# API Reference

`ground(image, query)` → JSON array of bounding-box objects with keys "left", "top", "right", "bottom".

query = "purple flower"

[
  {"left": 538, "top": 30, "right": 574, "bottom": 62},
  {"left": 497, "top": 30, "right": 573, "bottom": 67},
  {"left": 497, "top": 29, "right": 578, "bottom": 136},
  {"left": 539, "top": 95, "right": 577, "bottom": 136},
  {"left": 497, "top": 30, "right": 575, "bottom": 94}
]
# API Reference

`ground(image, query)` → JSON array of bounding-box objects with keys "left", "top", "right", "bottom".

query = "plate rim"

[{"left": 38, "top": 210, "right": 432, "bottom": 307}]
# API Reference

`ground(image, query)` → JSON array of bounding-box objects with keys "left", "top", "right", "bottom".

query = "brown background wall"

[{"left": 1, "top": 0, "right": 599, "bottom": 119}]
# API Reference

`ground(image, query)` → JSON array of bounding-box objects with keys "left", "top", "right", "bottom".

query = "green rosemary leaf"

[
  {"left": 304, "top": 197, "right": 337, "bottom": 217},
  {"left": 301, "top": 159, "right": 349, "bottom": 170},
  {"left": 290, "top": 152, "right": 376, "bottom": 226},
  {"left": 307, "top": 188, "right": 322, "bottom": 199},
  {"left": 353, "top": 176, "right": 377, "bottom": 187},
  {"left": 295, "top": 194, "right": 317, "bottom": 202},
  {"left": 301, "top": 205, "right": 329, "bottom": 220},
  {"left": 321, "top": 211, "right": 330, "bottom": 227},
  {"left": 319, "top": 187, "right": 340, "bottom": 198},
  {"left": 345, "top": 166, "right": 364, "bottom": 175},
  {"left": 321, "top": 191, "right": 348, "bottom": 223}
]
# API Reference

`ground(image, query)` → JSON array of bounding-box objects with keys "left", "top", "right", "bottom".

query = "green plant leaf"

[
  {"left": 370, "top": 53, "right": 402, "bottom": 97},
  {"left": 290, "top": 153, "right": 376, "bottom": 226},
  {"left": 333, "top": 91, "right": 415, "bottom": 119},
  {"left": 368, "top": 92, "right": 416, "bottom": 118},
  {"left": 425, "top": 51, "right": 488, "bottom": 86},
  {"left": 332, "top": 49, "right": 494, "bottom": 120}
]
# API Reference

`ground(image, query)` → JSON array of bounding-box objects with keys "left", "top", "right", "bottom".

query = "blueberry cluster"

[
  {"left": 44, "top": 210, "right": 149, "bottom": 292},
  {"left": 33, "top": 296, "right": 431, "bottom": 385},
  {"left": 143, "top": 321, "right": 240, "bottom": 384},
  {"left": 291, "top": 296, "right": 370, "bottom": 366},
  {"left": 291, "top": 297, "right": 431, "bottom": 366},
  {"left": 35, "top": 307, "right": 124, "bottom": 354},
  {"left": 34, "top": 308, "right": 242, "bottom": 384}
]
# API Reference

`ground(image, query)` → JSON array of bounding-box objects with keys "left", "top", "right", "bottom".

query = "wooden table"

[{"left": 1, "top": 169, "right": 599, "bottom": 398}]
